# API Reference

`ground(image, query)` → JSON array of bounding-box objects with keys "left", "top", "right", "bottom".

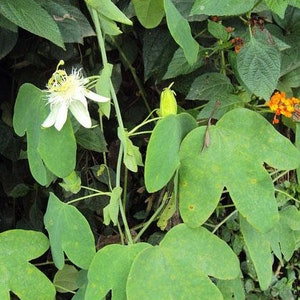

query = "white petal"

[
  {"left": 69, "top": 101, "right": 92, "bottom": 128},
  {"left": 84, "top": 89, "right": 110, "bottom": 103},
  {"left": 42, "top": 105, "right": 60, "bottom": 128},
  {"left": 54, "top": 103, "right": 68, "bottom": 131},
  {"left": 73, "top": 90, "right": 89, "bottom": 107}
]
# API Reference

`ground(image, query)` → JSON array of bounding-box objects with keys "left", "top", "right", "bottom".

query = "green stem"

[
  {"left": 89, "top": 7, "right": 133, "bottom": 244},
  {"left": 274, "top": 188, "right": 300, "bottom": 203},
  {"left": 212, "top": 210, "right": 237, "bottom": 234},
  {"left": 128, "top": 116, "right": 161, "bottom": 135},
  {"left": 66, "top": 192, "right": 110, "bottom": 205},
  {"left": 133, "top": 199, "right": 167, "bottom": 243}
]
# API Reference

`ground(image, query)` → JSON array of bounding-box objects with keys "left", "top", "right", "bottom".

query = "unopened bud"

[{"left": 160, "top": 83, "right": 177, "bottom": 117}]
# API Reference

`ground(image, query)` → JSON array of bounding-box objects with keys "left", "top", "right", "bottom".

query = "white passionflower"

[{"left": 42, "top": 60, "right": 110, "bottom": 131}]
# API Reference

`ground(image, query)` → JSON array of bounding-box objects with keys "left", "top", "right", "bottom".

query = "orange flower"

[{"left": 266, "top": 91, "right": 300, "bottom": 124}]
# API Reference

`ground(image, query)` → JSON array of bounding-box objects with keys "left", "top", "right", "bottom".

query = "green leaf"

[
  {"left": 237, "top": 37, "right": 281, "bottom": 100},
  {"left": 53, "top": 264, "right": 79, "bottom": 293},
  {"left": 59, "top": 170, "right": 81, "bottom": 194},
  {"left": 265, "top": 0, "right": 288, "bottom": 19},
  {"left": 38, "top": 122, "right": 76, "bottom": 178},
  {"left": 39, "top": 0, "right": 95, "bottom": 44},
  {"left": 127, "top": 224, "right": 240, "bottom": 299},
  {"left": 0, "top": 0, "right": 64, "bottom": 48},
  {"left": 13, "top": 83, "right": 76, "bottom": 183},
  {"left": 207, "top": 20, "right": 230, "bottom": 41},
  {"left": 132, "top": 0, "right": 164, "bottom": 28},
  {"left": 76, "top": 126, "right": 107, "bottom": 153},
  {"left": 118, "top": 128, "right": 143, "bottom": 172},
  {"left": 44, "top": 193, "right": 96, "bottom": 270},
  {"left": 186, "top": 73, "right": 234, "bottom": 100},
  {"left": 13, "top": 84, "right": 53, "bottom": 185},
  {"left": 164, "top": 0, "right": 199, "bottom": 65},
  {"left": 0, "top": 27, "right": 17, "bottom": 60},
  {"left": 97, "top": 63, "right": 112, "bottom": 118},
  {"left": 85, "top": 243, "right": 151, "bottom": 300},
  {"left": 145, "top": 113, "right": 197, "bottom": 192},
  {"left": 190, "top": 0, "right": 256, "bottom": 16},
  {"left": 103, "top": 186, "right": 122, "bottom": 226},
  {"left": 99, "top": 14, "right": 122, "bottom": 35},
  {"left": 163, "top": 47, "right": 203, "bottom": 80},
  {"left": 240, "top": 216, "right": 273, "bottom": 291},
  {"left": 179, "top": 108, "right": 300, "bottom": 232},
  {"left": 86, "top": 0, "right": 132, "bottom": 25},
  {"left": 0, "top": 229, "right": 55, "bottom": 300},
  {"left": 143, "top": 27, "right": 177, "bottom": 81}
]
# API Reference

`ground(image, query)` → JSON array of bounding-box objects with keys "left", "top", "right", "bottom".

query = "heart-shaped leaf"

[{"left": 44, "top": 193, "right": 96, "bottom": 270}]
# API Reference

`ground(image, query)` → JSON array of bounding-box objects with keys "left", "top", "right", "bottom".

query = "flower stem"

[{"left": 89, "top": 6, "right": 133, "bottom": 244}]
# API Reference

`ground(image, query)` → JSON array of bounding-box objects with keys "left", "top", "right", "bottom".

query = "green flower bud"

[{"left": 160, "top": 83, "right": 177, "bottom": 117}]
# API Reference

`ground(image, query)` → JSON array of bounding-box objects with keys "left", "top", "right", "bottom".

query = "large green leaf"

[
  {"left": 127, "top": 224, "right": 240, "bottom": 299},
  {"left": 237, "top": 37, "right": 281, "bottom": 100},
  {"left": 85, "top": 243, "right": 151, "bottom": 300},
  {"left": 240, "top": 216, "right": 273, "bottom": 291},
  {"left": 0, "top": 229, "right": 55, "bottom": 300},
  {"left": 0, "top": 0, "right": 64, "bottom": 48},
  {"left": 132, "top": 0, "right": 164, "bottom": 28},
  {"left": 164, "top": 0, "right": 199, "bottom": 65},
  {"left": 13, "top": 83, "right": 76, "bottom": 184},
  {"left": 179, "top": 108, "right": 300, "bottom": 232},
  {"left": 190, "top": 0, "right": 256, "bottom": 16},
  {"left": 145, "top": 113, "right": 197, "bottom": 192},
  {"left": 44, "top": 193, "right": 96, "bottom": 270}
]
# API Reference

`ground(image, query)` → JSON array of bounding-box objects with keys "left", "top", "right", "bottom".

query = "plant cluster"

[{"left": 1, "top": 0, "right": 300, "bottom": 299}]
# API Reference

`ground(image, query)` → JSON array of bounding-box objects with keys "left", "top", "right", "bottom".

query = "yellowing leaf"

[{"left": 0, "top": 229, "right": 55, "bottom": 300}]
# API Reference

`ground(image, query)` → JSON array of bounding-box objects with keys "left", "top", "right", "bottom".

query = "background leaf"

[
  {"left": 186, "top": 73, "right": 234, "bottom": 100},
  {"left": 44, "top": 193, "right": 96, "bottom": 270},
  {"left": 0, "top": 0, "right": 64, "bottom": 48},
  {"left": 132, "top": 0, "right": 164, "bottom": 29},
  {"left": 190, "top": 0, "right": 256, "bottom": 16},
  {"left": 237, "top": 37, "right": 281, "bottom": 100},
  {"left": 164, "top": 0, "right": 199, "bottom": 65},
  {"left": 0, "top": 229, "right": 55, "bottom": 300}
]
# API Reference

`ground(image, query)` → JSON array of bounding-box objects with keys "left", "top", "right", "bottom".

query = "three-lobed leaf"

[
  {"left": 179, "top": 108, "right": 300, "bottom": 232},
  {"left": 44, "top": 193, "right": 96, "bottom": 270},
  {"left": 85, "top": 243, "right": 151, "bottom": 300},
  {"left": 13, "top": 83, "right": 76, "bottom": 185},
  {"left": 127, "top": 224, "right": 240, "bottom": 299},
  {"left": 0, "top": 229, "right": 55, "bottom": 300}
]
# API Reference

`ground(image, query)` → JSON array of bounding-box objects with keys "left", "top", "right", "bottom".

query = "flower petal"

[
  {"left": 42, "top": 104, "right": 60, "bottom": 128},
  {"left": 84, "top": 89, "right": 110, "bottom": 103},
  {"left": 54, "top": 103, "right": 68, "bottom": 131},
  {"left": 69, "top": 101, "right": 92, "bottom": 128}
]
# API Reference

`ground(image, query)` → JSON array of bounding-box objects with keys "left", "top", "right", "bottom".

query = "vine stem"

[
  {"left": 90, "top": 7, "right": 133, "bottom": 244},
  {"left": 212, "top": 210, "right": 237, "bottom": 234}
]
